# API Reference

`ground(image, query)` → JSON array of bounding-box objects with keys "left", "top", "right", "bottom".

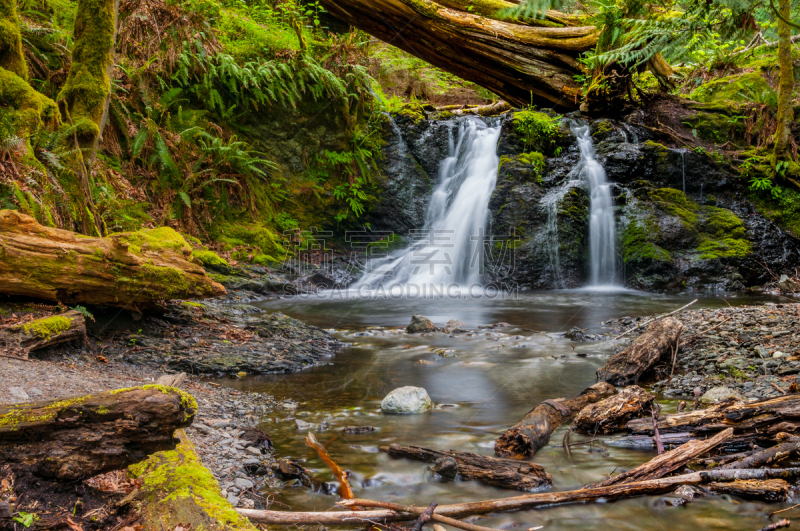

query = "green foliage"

[
  {"left": 512, "top": 110, "right": 564, "bottom": 154},
  {"left": 70, "top": 305, "right": 94, "bottom": 321},
  {"left": 12, "top": 512, "right": 37, "bottom": 528},
  {"left": 518, "top": 151, "right": 545, "bottom": 183}
]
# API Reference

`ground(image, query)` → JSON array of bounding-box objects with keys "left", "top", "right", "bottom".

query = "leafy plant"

[{"left": 13, "top": 512, "right": 38, "bottom": 528}]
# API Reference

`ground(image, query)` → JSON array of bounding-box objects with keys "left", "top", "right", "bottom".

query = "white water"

[
  {"left": 571, "top": 124, "right": 617, "bottom": 286},
  {"left": 352, "top": 118, "right": 502, "bottom": 293}
]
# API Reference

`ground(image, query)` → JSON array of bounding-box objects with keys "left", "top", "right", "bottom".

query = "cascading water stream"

[
  {"left": 351, "top": 117, "right": 501, "bottom": 293},
  {"left": 571, "top": 124, "right": 617, "bottom": 286}
]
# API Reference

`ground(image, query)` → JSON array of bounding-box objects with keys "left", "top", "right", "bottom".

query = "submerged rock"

[
  {"left": 407, "top": 314, "right": 436, "bottom": 333},
  {"left": 441, "top": 319, "right": 465, "bottom": 333},
  {"left": 381, "top": 386, "right": 433, "bottom": 414}
]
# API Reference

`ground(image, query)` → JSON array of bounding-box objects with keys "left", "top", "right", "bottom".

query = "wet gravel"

[{"left": 607, "top": 302, "right": 800, "bottom": 401}]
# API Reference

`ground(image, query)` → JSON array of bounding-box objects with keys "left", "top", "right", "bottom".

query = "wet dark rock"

[
  {"left": 441, "top": 320, "right": 465, "bottom": 333},
  {"left": 565, "top": 327, "right": 586, "bottom": 341},
  {"left": 407, "top": 314, "right": 437, "bottom": 333},
  {"left": 341, "top": 426, "right": 376, "bottom": 434},
  {"left": 431, "top": 456, "right": 459, "bottom": 481}
]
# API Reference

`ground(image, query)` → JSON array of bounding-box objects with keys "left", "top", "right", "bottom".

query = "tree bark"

[
  {"left": 495, "top": 382, "right": 616, "bottom": 458},
  {"left": 0, "top": 386, "right": 196, "bottom": 480},
  {"left": 773, "top": 0, "right": 795, "bottom": 164},
  {"left": 597, "top": 318, "right": 683, "bottom": 386},
  {"left": 319, "top": 0, "right": 596, "bottom": 108},
  {"left": 380, "top": 443, "right": 552, "bottom": 490},
  {"left": 591, "top": 428, "right": 733, "bottom": 487},
  {"left": 705, "top": 479, "right": 790, "bottom": 501},
  {"left": 625, "top": 394, "right": 800, "bottom": 441},
  {"left": 571, "top": 385, "right": 654, "bottom": 435},
  {"left": 0, "top": 310, "right": 86, "bottom": 359},
  {"left": 0, "top": 210, "right": 225, "bottom": 309}
]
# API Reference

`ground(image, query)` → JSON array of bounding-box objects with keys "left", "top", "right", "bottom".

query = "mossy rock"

[
  {"left": 688, "top": 72, "right": 770, "bottom": 104},
  {"left": 683, "top": 111, "right": 746, "bottom": 144},
  {"left": 511, "top": 110, "right": 570, "bottom": 156}
]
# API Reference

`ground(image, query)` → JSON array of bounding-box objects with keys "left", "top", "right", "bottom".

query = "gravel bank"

[{"left": 607, "top": 302, "right": 800, "bottom": 400}]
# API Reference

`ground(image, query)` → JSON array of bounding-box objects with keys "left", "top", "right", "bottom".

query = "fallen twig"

[
  {"left": 305, "top": 433, "right": 353, "bottom": 499},
  {"left": 411, "top": 502, "right": 437, "bottom": 531},
  {"left": 339, "top": 500, "right": 504, "bottom": 531},
  {"left": 680, "top": 317, "right": 733, "bottom": 346},
  {"left": 757, "top": 519, "right": 791, "bottom": 531},
  {"left": 771, "top": 382, "right": 788, "bottom": 395}
]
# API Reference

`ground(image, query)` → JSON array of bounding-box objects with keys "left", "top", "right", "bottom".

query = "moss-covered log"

[
  {"left": 0, "top": 310, "right": 86, "bottom": 358},
  {"left": 58, "top": 0, "right": 118, "bottom": 155},
  {"left": 318, "top": 0, "right": 595, "bottom": 108},
  {"left": 0, "top": 386, "right": 196, "bottom": 480},
  {"left": 0, "top": 0, "right": 27, "bottom": 77},
  {"left": 0, "top": 210, "right": 225, "bottom": 309},
  {"left": 130, "top": 429, "right": 257, "bottom": 531}
]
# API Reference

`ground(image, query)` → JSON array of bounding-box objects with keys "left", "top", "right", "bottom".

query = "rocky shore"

[{"left": 606, "top": 301, "right": 800, "bottom": 401}]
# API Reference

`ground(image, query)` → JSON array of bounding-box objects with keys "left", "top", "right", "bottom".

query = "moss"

[
  {"left": 116, "top": 226, "right": 193, "bottom": 254},
  {"left": 129, "top": 432, "right": 256, "bottom": 530},
  {"left": 697, "top": 236, "right": 752, "bottom": 259},
  {"left": 621, "top": 219, "right": 672, "bottom": 265},
  {"left": 512, "top": 110, "right": 566, "bottom": 154},
  {"left": 182, "top": 301, "right": 206, "bottom": 309},
  {"left": 19, "top": 315, "right": 73, "bottom": 340},
  {"left": 0, "top": 393, "right": 92, "bottom": 430},
  {"left": 394, "top": 101, "right": 427, "bottom": 123},
  {"left": 57, "top": 0, "right": 115, "bottom": 146},
  {"left": 0, "top": 0, "right": 28, "bottom": 78},
  {"left": 137, "top": 262, "right": 194, "bottom": 299},
  {"left": 192, "top": 249, "right": 229, "bottom": 268},
  {"left": 0, "top": 68, "right": 59, "bottom": 132},
  {"left": 704, "top": 207, "right": 747, "bottom": 239},
  {"left": 689, "top": 72, "right": 771, "bottom": 104},
  {"left": 648, "top": 188, "right": 699, "bottom": 226},
  {"left": 590, "top": 119, "right": 615, "bottom": 142},
  {"left": 212, "top": 221, "right": 285, "bottom": 258},
  {"left": 683, "top": 111, "right": 746, "bottom": 144}
]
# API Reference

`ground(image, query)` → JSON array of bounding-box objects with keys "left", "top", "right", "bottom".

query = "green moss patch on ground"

[{"left": 688, "top": 72, "right": 770, "bottom": 104}]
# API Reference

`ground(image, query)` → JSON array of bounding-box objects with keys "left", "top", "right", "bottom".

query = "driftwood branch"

[
  {"left": 380, "top": 444, "right": 551, "bottom": 490},
  {"left": 598, "top": 318, "right": 684, "bottom": 386},
  {"left": 613, "top": 299, "right": 696, "bottom": 339},
  {"left": 495, "top": 382, "right": 616, "bottom": 458}
]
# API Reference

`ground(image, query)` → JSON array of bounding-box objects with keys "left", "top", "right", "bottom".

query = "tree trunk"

[
  {"left": 0, "top": 310, "right": 86, "bottom": 359},
  {"left": 0, "top": 386, "right": 196, "bottom": 480},
  {"left": 625, "top": 394, "right": 800, "bottom": 442},
  {"left": 380, "top": 444, "right": 552, "bottom": 491},
  {"left": 0, "top": 210, "right": 225, "bottom": 309},
  {"left": 57, "top": 0, "right": 118, "bottom": 160},
  {"left": 596, "top": 318, "right": 683, "bottom": 386},
  {"left": 773, "top": 0, "right": 795, "bottom": 165},
  {"left": 495, "top": 382, "right": 616, "bottom": 458},
  {"left": 130, "top": 429, "right": 258, "bottom": 531},
  {"left": 319, "top": 0, "right": 596, "bottom": 108}
]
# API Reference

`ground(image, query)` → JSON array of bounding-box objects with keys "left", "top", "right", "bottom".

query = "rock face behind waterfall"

[{"left": 372, "top": 110, "right": 800, "bottom": 291}]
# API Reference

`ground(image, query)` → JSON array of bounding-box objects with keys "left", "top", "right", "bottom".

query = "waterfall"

[
  {"left": 352, "top": 117, "right": 501, "bottom": 293},
  {"left": 571, "top": 124, "right": 617, "bottom": 286},
  {"left": 542, "top": 179, "right": 581, "bottom": 289},
  {"left": 678, "top": 148, "right": 687, "bottom": 193}
]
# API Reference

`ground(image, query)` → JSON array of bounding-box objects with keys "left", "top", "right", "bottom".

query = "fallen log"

[
  {"left": 706, "top": 479, "right": 790, "bottom": 501},
  {"left": 337, "top": 500, "right": 502, "bottom": 531},
  {"left": 571, "top": 385, "right": 654, "bottom": 435},
  {"left": 606, "top": 432, "right": 756, "bottom": 451},
  {"left": 719, "top": 441, "right": 800, "bottom": 470},
  {"left": 0, "top": 310, "right": 86, "bottom": 359},
  {"left": 626, "top": 394, "right": 800, "bottom": 440},
  {"left": 0, "top": 385, "right": 196, "bottom": 480},
  {"left": 495, "top": 382, "right": 616, "bottom": 458},
  {"left": 591, "top": 428, "right": 733, "bottom": 487},
  {"left": 0, "top": 210, "right": 225, "bottom": 309},
  {"left": 130, "top": 429, "right": 257, "bottom": 530},
  {"left": 597, "top": 318, "right": 684, "bottom": 386},
  {"left": 239, "top": 468, "right": 800, "bottom": 525},
  {"left": 380, "top": 444, "right": 552, "bottom": 490}
]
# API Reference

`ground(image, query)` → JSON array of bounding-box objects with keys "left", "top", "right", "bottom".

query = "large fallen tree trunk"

[
  {"left": 130, "top": 429, "right": 257, "bottom": 531},
  {"left": 596, "top": 317, "right": 684, "bottom": 386},
  {"left": 0, "top": 210, "right": 225, "bottom": 309},
  {"left": 626, "top": 394, "right": 800, "bottom": 442},
  {"left": 571, "top": 385, "right": 654, "bottom": 435},
  {"left": 380, "top": 443, "right": 552, "bottom": 490},
  {"left": 0, "top": 310, "right": 86, "bottom": 358},
  {"left": 238, "top": 468, "right": 800, "bottom": 525},
  {"left": 0, "top": 386, "right": 196, "bottom": 480},
  {"left": 495, "top": 382, "right": 616, "bottom": 458}
]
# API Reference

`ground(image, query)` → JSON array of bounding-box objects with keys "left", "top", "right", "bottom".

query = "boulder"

[
  {"left": 700, "top": 386, "right": 745, "bottom": 404},
  {"left": 441, "top": 319, "right": 465, "bottom": 333},
  {"left": 407, "top": 314, "right": 436, "bottom": 333},
  {"left": 381, "top": 386, "right": 433, "bottom": 414}
]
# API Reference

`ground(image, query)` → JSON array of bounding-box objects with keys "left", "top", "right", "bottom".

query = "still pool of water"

[{"left": 223, "top": 290, "right": 797, "bottom": 530}]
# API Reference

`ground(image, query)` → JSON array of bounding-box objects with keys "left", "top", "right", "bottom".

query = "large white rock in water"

[{"left": 381, "top": 386, "right": 433, "bottom": 414}]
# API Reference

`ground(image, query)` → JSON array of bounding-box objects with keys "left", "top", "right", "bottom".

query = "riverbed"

[{"left": 224, "top": 290, "right": 797, "bottom": 530}]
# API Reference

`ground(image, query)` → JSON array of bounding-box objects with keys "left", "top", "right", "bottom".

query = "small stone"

[
  {"left": 772, "top": 351, "right": 789, "bottom": 358},
  {"left": 295, "top": 419, "right": 314, "bottom": 430},
  {"left": 245, "top": 446, "right": 262, "bottom": 456},
  {"left": 239, "top": 498, "right": 255, "bottom": 509},
  {"left": 407, "top": 314, "right": 436, "bottom": 333},
  {"left": 431, "top": 456, "right": 458, "bottom": 481},
  {"left": 441, "top": 320, "right": 465, "bottom": 334},
  {"left": 9, "top": 387, "right": 29, "bottom": 401},
  {"left": 27, "top": 388, "right": 43, "bottom": 397},
  {"left": 381, "top": 386, "right": 433, "bottom": 414},
  {"left": 227, "top": 493, "right": 240, "bottom": 505},
  {"left": 234, "top": 478, "right": 254, "bottom": 489},
  {"left": 700, "top": 386, "right": 745, "bottom": 404},
  {"left": 0, "top": 501, "right": 11, "bottom": 518}
]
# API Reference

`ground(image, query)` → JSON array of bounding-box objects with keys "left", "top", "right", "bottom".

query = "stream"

[{"left": 224, "top": 290, "right": 790, "bottom": 530}]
